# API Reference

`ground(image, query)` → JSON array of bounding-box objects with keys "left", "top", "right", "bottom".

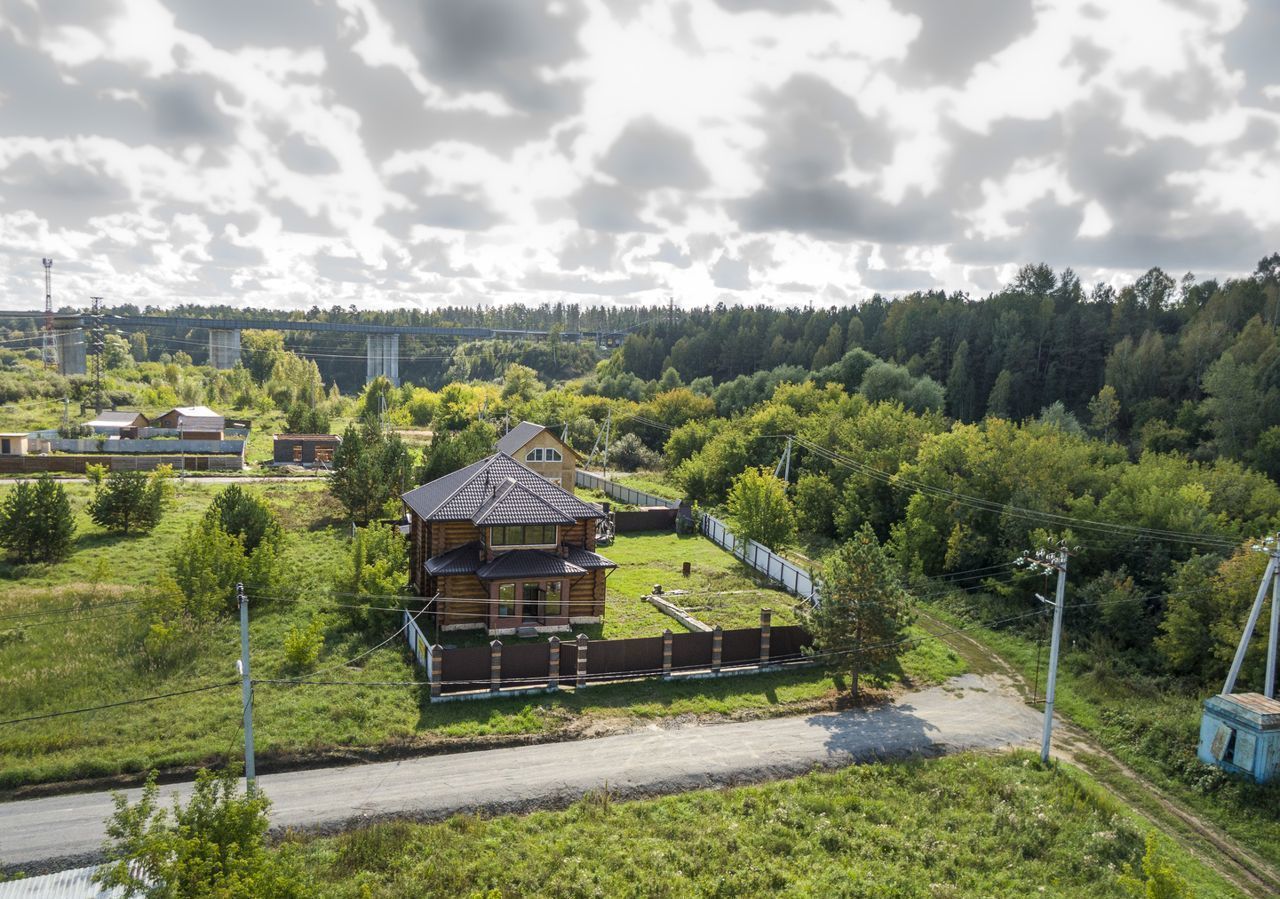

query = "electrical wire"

[{"left": 0, "top": 681, "right": 237, "bottom": 727}]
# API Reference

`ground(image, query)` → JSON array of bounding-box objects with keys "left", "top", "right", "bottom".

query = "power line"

[{"left": 0, "top": 681, "right": 236, "bottom": 727}]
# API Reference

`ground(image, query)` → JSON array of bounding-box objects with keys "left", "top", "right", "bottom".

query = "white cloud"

[{"left": 0, "top": 0, "right": 1276, "bottom": 309}]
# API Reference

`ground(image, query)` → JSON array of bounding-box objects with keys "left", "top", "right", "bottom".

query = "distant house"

[
  {"left": 495, "top": 421, "right": 578, "bottom": 492},
  {"left": 273, "top": 434, "right": 340, "bottom": 467},
  {"left": 0, "top": 433, "right": 28, "bottom": 456},
  {"left": 402, "top": 452, "right": 614, "bottom": 634},
  {"left": 152, "top": 405, "right": 225, "bottom": 438},
  {"left": 85, "top": 410, "right": 148, "bottom": 437}
]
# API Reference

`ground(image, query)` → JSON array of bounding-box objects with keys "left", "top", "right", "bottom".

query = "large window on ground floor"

[
  {"left": 495, "top": 580, "right": 564, "bottom": 622},
  {"left": 490, "top": 524, "right": 557, "bottom": 546}
]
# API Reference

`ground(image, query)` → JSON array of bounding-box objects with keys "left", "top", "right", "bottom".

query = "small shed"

[
  {"left": 1197, "top": 693, "right": 1280, "bottom": 783},
  {"left": 85, "top": 410, "right": 148, "bottom": 437},
  {"left": 153, "top": 405, "right": 225, "bottom": 434},
  {"left": 273, "top": 434, "right": 341, "bottom": 466},
  {"left": 0, "top": 433, "right": 29, "bottom": 456}
]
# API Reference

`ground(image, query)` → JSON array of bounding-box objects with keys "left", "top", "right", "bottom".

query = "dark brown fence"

[
  {"left": 428, "top": 622, "right": 816, "bottom": 698},
  {"left": 768, "top": 626, "right": 812, "bottom": 661},
  {"left": 501, "top": 642, "right": 551, "bottom": 689},
  {"left": 671, "top": 630, "right": 713, "bottom": 670},
  {"left": 587, "top": 634, "right": 663, "bottom": 678},
  {"left": 440, "top": 645, "right": 489, "bottom": 693},
  {"left": 722, "top": 627, "right": 762, "bottom": 666},
  {"left": 613, "top": 507, "right": 677, "bottom": 532}
]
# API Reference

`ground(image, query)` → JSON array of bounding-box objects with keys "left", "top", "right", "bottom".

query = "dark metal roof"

[
  {"left": 402, "top": 453, "right": 603, "bottom": 523},
  {"left": 473, "top": 478, "right": 576, "bottom": 526},
  {"left": 495, "top": 421, "right": 548, "bottom": 455},
  {"left": 425, "top": 541, "right": 483, "bottom": 576},
  {"left": 565, "top": 545, "right": 617, "bottom": 570},
  {"left": 476, "top": 549, "right": 586, "bottom": 580}
]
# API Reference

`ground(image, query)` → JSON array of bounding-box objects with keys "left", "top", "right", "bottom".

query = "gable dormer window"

[{"left": 526, "top": 447, "right": 562, "bottom": 463}]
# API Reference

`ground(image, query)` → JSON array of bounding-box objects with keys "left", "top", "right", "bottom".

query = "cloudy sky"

[{"left": 0, "top": 0, "right": 1277, "bottom": 311}]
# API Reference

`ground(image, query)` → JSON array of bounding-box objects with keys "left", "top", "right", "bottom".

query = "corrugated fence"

[
  {"left": 700, "top": 512, "right": 821, "bottom": 606},
  {"left": 576, "top": 469, "right": 679, "bottom": 508},
  {"left": 575, "top": 469, "right": 822, "bottom": 606}
]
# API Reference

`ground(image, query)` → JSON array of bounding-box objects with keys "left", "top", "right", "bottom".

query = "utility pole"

[
  {"left": 1268, "top": 560, "right": 1279, "bottom": 700},
  {"left": 1224, "top": 534, "right": 1280, "bottom": 697},
  {"left": 1018, "top": 543, "right": 1071, "bottom": 764},
  {"left": 236, "top": 582, "right": 256, "bottom": 792},
  {"left": 88, "top": 296, "right": 104, "bottom": 413},
  {"left": 774, "top": 436, "right": 792, "bottom": 484},
  {"left": 601, "top": 410, "right": 612, "bottom": 479},
  {"left": 41, "top": 258, "right": 55, "bottom": 369}
]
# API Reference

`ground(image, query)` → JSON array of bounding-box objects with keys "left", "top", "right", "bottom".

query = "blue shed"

[{"left": 1197, "top": 692, "right": 1280, "bottom": 783}]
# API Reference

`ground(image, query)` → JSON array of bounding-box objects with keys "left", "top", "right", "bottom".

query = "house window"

[
  {"left": 292, "top": 444, "right": 303, "bottom": 463},
  {"left": 490, "top": 524, "right": 557, "bottom": 546},
  {"left": 526, "top": 447, "right": 563, "bottom": 463},
  {"left": 498, "top": 583, "right": 515, "bottom": 618},
  {"left": 545, "top": 581, "right": 562, "bottom": 617},
  {"left": 315, "top": 446, "right": 333, "bottom": 463}
]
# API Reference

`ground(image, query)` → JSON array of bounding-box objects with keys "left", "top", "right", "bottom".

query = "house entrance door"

[{"left": 521, "top": 582, "right": 542, "bottom": 622}]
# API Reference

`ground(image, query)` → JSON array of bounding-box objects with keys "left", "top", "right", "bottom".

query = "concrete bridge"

[{"left": 24, "top": 313, "right": 629, "bottom": 384}]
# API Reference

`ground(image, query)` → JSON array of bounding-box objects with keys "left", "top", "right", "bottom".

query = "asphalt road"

[{"left": 0, "top": 674, "right": 1041, "bottom": 872}]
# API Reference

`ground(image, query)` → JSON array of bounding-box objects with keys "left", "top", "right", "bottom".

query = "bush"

[
  {"left": 283, "top": 617, "right": 325, "bottom": 671},
  {"left": 96, "top": 768, "right": 309, "bottom": 898},
  {"left": 609, "top": 432, "right": 659, "bottom": 472},
  {"left": 338, "top": 524, "right": 408, "bottom": 631}
]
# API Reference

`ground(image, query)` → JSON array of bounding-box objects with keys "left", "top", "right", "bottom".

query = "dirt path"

[{"left": 919, "top": 611, "right": 1280, "bottom": 899}]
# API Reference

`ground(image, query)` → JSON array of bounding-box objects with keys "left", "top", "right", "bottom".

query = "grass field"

[
  {"left": 923, "top": 601, "right": 1280, "bottom": 875},
  {"left": 292, "top": 752, "right": 1239, "bottom": 898},
  {"left": 0, "top": 478, "right": 963, "bottom": 791}
]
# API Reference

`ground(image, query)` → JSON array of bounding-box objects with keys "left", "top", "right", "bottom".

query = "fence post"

[
  {"left": 711, "top": 625, "right": 723, "bottom": 673},
  {"left": 548, "top": 636, "right": 560, "bottom": 691},
  {"left": 489, "top": 640, "right": 502, "bottom": 693},
  {"left": 760, "top": 609, "right": 772, "bottom": 666},
  {"left": 431, "top": 645, "right": 443, "bottom": 699},
  {"left": 576, "top": 634, "right": 588, "bottom": 689},
  {"left": 662, "top": 628, "right": 673, "bottom": 678}
]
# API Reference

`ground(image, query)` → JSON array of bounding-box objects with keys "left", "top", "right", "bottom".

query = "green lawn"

[
  {"left": 294, "top": 752, "right": 1239, "bottom": 898},
  {"left": 923, "top": 600, "right": 1280, "bottom": 875},
  {"left": 0, "top": 489, "right": 963, "bottom": 791}
]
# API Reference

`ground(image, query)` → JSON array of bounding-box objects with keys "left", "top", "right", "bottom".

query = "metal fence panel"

[
  {"left": 575, "top": 470, "right": 679, "bottom": 509},
  {"left": 700, "top": 513, "right": 822, "bottom": 606}
]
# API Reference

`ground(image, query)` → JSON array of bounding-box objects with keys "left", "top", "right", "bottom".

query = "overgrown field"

[
  {"left": 0, "top": 484, "right": 962, "bottom": 790},
  {"left": 924, "top": 601, "right": 1280, "bottom": 874},
  {"left": 294, "top": 752, "right": 1239, "bottom": 898}
]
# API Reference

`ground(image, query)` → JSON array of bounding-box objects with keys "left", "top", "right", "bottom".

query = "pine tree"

[
  {"left": 0, "top": 475, "right": 75, "bottom": 563},
  {"left": 807, "top": 524, "right": 913, "bottom": 700}
]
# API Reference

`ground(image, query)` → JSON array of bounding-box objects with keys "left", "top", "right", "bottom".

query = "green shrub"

[{"left": 283, "top": 617, "right": 325, "bottom": 672}]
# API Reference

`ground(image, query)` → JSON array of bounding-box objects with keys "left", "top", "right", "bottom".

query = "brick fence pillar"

[
  {"left": 548, "top": 636, "right": 560, "bottom": 691},
  {"left": 430, "top": 644, "right": 443, "bottom": 699},
  {"left": 576, "top": 634, "right": 589, "bottom": 689},
  {"left": 711, "top": 625, "right": 723, "bottom": 673},
  {"left": 759, "top": 608, "right": 772, "bottom": 666},
  {"left": 489, "top": 640, "right": 502, "bottom": 693},
  {"left": 662, "top": 628, "right": 673, "bottom": 678}
]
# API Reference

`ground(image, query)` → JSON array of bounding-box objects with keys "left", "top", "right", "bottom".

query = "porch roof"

[
  {"left": 476, "top": 549, "right": 586, "bottom": 581},
  {"left": 565, "top": 545, "right": 617, "bottom": 570},
  {"left": 424, "top": 540, "right": 483, "bottom": 576}
]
